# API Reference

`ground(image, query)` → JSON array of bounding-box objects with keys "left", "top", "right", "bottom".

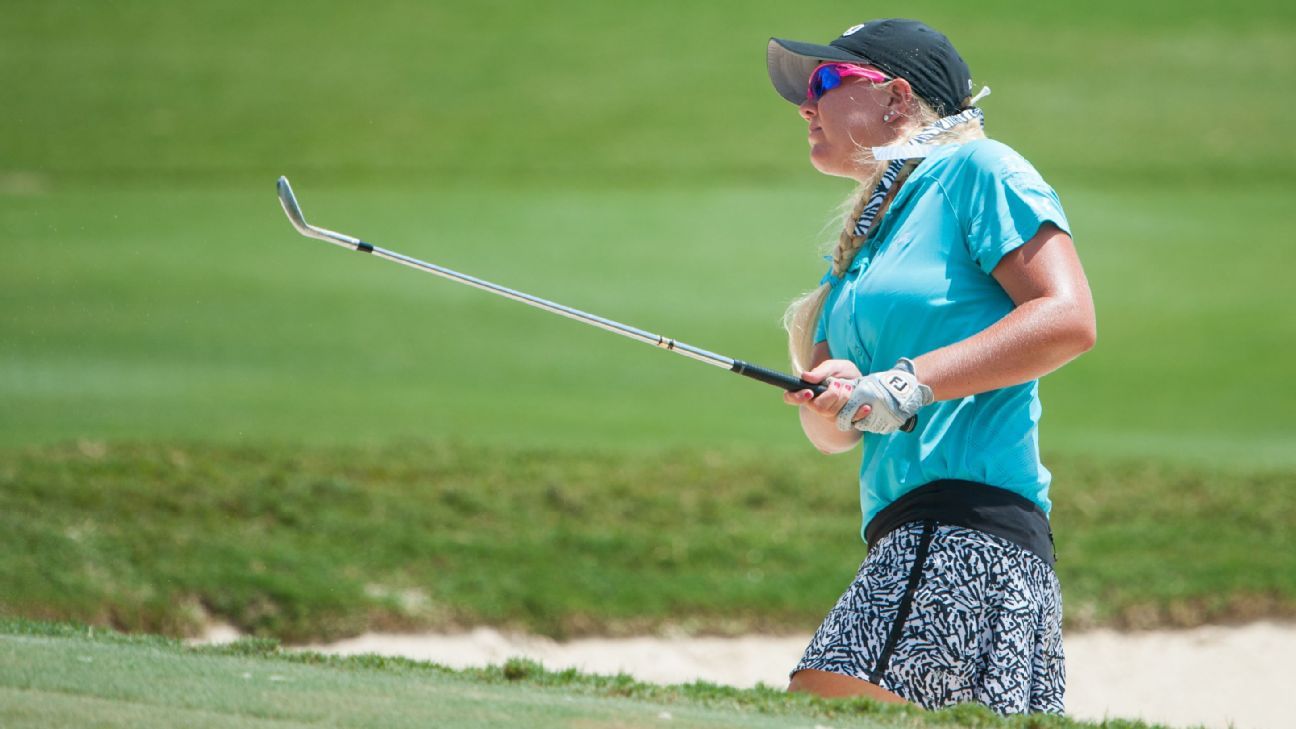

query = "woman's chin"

[
  {"left": 809, "top": 154, "right": 856, "bottom": 180},
  {"left": 808, "top": 148, "right": 838, "bottom": 175}
]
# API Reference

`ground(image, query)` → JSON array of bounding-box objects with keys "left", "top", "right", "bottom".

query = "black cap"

[{"left": 768, "top": 19, "right": 973, "bottom": 116}]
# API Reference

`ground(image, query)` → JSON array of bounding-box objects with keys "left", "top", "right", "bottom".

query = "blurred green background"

[
  {"left": 4, "top": 0, "right": 1293, "bottom": 463},
  {"left": 1, "top": 1, "right": 1294, "bottom": 640}
]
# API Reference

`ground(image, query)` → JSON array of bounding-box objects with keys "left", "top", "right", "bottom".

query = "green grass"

[
  {"left": 3, "top": 1, "right": 1293, "bottom": 188},
  {"left": 2, "top": 1, "right": 1296, "bottom": 465},
  {"left": 0, "top": 619, "right": 1174, "bottom": 729},
  {"left": 3, "top": 182, "right": 1295, "bottom": 467},
  {"left": 2, "top": 442, "right": 1290, "bottom": 641}
]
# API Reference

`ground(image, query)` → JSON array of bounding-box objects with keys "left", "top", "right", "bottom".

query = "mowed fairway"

[
  {"left": 0, "top": 621, "right": 1168, "bottom": 729},
  {"left": 3, "top": 182, "right": 1294, "bottom": 465},
  {"left": 4, "top": 634, "right": 788, "bottom": 729},
  {"left": 2, "top": 1, "right": 1294, "bottom": 464}
]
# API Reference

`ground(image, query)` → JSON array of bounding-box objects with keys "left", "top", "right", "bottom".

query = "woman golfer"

[{"left": 769, "top": 19, "right": 1095, "bottom": 713}]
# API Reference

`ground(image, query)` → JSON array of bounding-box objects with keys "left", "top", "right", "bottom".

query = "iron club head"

[
  {"left": 275, "top": 176, "right": 366, "bottom": 251},
  {"left": 277, "top": 176, "right": 312, "bottom": 236}
]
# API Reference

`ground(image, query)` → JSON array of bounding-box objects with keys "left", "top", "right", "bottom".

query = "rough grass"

[
  {"left": 0, "top": 618, "right": 1177, "bottom": 729},
  {"left": 2, "top": 442, "right": 1290, "bottom": 642}
]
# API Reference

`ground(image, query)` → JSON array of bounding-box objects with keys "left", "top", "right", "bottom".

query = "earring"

[{"left": 882, "top": 112, "right": 893, "bottom": 122}]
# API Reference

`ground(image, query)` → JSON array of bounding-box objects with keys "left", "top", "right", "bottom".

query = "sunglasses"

[{"left": 806, "top": 63, "right": 890, "bottom": 103}]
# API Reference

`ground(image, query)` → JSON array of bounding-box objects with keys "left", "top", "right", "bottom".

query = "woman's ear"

[{"left": 885, "top": 76, "right": 915, "bottom": 112}]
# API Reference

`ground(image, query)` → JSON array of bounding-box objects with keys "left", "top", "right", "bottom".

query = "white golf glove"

[{"left": 835, "top": 358, "right": 934, "bottom": 434}]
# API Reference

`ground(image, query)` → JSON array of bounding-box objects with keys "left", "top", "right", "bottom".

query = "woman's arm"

[
  {"left": 784, "top": 222, "right": 1093, "bottom": 440},
  {"left": 911, "top": 223, "right": 1096, "bottom": 401}
]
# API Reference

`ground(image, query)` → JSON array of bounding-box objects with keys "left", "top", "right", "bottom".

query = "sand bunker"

[{"left": 194, "top": 622, "right": 1296, "bottom": 729}]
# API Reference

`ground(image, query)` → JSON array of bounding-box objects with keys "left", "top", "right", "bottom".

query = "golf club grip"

[
  {"left": 731, "top": 359, "right": 827, "bottom": 396},
  {"left": 729, "top": 360, "right": 917, "bottom": 433}
]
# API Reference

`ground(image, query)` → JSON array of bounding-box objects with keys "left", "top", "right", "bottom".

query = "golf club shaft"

[
  {"left": 276, "top": 176, "right": 917, "bottom": 431},
  {"left": 347, "top": 241, "right": 740, "bottom": 371}
]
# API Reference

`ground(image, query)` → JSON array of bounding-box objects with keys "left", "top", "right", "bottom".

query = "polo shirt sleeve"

[{"left": 956, "top": 141, "right": 1071, "bottom": 275}]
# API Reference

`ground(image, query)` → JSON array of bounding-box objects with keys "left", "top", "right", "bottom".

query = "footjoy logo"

[
  {"left": 843, "top": 24, "right": 866, "bottom": 36},
  {"left": 889, "top": 376, "right": 909, "bottom": 392}
]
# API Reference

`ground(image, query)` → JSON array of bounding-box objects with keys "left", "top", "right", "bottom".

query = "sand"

[{"left": 266, "top": 622, "right": 1294, "bottom": 729}]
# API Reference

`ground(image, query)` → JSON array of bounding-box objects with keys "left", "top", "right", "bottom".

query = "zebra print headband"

[{"left": 849, "top": 105, "right": 986, "bottom": 239}]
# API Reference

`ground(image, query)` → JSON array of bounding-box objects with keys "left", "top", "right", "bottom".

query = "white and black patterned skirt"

[{"left": 794, "top": 521, "right": 1065, "bottom": 714}]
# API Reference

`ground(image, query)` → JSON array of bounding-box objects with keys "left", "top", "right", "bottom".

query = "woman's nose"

[{"left": 799, "top": 99, "right": 817, "bottom": 120}]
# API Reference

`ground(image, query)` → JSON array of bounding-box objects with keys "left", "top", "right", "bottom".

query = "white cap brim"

[{"left": 766, "top": 37, "right": 868, "bottom": 104}]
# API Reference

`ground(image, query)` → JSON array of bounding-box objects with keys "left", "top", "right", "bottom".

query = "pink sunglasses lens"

[
  {"left": 807, "top": 66, "right": 842, "bottom": 101},
  {"left": 807, "top": 64, "right": 886, "bottom": 102}
]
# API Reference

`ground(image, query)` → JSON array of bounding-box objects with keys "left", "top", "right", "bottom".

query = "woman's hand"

[
  {"left": 782, "top": 358, "right": 869, "bottom": 422},
  {"left": 783, "top": 355, "right": 868, "bottom": 453}
]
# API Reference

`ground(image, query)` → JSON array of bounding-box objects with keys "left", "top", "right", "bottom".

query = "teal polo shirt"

[{"left": 814, "top": 138, "right": 1071, "bottom": 535}]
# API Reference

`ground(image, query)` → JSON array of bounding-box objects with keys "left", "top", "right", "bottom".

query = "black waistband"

[{"left": 864, "top": 480, "right": 1055, "bottom": 565}]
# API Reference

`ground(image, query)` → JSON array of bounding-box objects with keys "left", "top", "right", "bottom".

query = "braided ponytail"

[{"left": 783, "top": 188, "right": 873, "bottom": 374}]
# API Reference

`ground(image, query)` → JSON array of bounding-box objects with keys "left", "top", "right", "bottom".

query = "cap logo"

[{"left": 842, "top": 23, "right": 866, "bottom": 36}]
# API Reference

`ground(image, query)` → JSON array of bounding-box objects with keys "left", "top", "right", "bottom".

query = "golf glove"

[{"left": 835, "top": 358, "right": 934, "bottom": 434}]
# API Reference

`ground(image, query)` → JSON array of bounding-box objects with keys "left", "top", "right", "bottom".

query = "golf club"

[{"left": 275, "top": 176, "right": 916, "bottom": 432}]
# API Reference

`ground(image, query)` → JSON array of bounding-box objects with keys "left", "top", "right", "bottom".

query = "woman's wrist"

[{"left": 800, "top": 404, "right": 862, "bottom": 453}]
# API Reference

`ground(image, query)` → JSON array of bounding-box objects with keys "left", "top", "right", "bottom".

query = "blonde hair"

[{"left": 782, "top": 87, "right": 986, "bottom": 373}]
